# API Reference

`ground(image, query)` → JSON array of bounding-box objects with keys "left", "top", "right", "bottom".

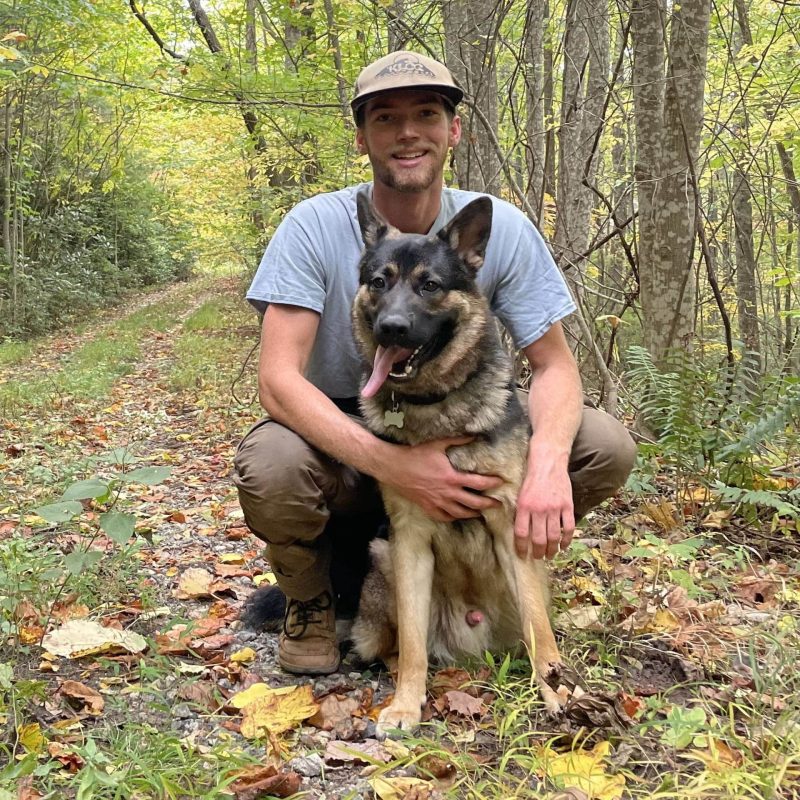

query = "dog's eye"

[
  {"left": 421, "top": 280, "right": 440, "bottom": 293},
  {"left": 370, "top": 276, "right": 386, "bottom": 290}
]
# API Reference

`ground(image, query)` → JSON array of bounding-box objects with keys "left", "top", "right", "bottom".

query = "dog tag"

[{"left": 384, "top": 409, "right": 405, "bottom": 429}]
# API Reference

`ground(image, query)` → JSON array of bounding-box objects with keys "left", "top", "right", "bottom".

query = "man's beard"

[{"left": 372, "top": 159, "right": 439, "bottom": 193}]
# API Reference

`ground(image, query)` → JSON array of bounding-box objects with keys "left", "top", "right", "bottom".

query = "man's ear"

[
  {"left": 448, "top": 114, "right": 462, "bottom": 149},
  {"left": 355, "top": 127, "right": 368, "bottom": 155},
  {"left": 357, "top": 191, "right": 392, "bottom": 247},
  {"left": 437, "top": 197, "right": 493, "bottom": 271}
]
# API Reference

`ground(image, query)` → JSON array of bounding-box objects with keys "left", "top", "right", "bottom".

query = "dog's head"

[{"left": 352, "top": 192, "right": 493, "bottom": 399}]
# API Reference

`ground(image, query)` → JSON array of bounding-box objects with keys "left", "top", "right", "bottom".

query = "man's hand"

[
  {"left": 380, "top": 437, "right": 503, "bottom": 522},
  {"left": 514, "top": 443, "right": 575, "bottom": 560}
]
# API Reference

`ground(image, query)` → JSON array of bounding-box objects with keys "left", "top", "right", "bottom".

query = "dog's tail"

[{"left": 240, "top": 584, "right": 287, "bottom": 632}]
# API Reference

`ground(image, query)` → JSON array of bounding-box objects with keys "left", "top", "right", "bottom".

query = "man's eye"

[
  {"left": 370, "top": 276, "right": 386, "bottom": 289},
  {"left": 422, "top": 280, "right": 440, "bottom": 293}
]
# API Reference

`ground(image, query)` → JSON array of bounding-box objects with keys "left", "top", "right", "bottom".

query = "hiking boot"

[{"left": 279, "top": 591, "right": 340, "bottom": 675}]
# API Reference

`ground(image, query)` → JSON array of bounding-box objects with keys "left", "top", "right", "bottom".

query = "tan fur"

[{"left": 351, "top": 198, "right": 564, "bottom": 737}]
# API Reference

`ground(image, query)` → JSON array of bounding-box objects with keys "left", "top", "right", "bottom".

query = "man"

[{"left": 234, "top": 51, "right": 636, "bottom": 676}]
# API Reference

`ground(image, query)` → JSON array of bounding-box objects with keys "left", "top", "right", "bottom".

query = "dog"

[{"left": 349, "top": 192, "right": 565, "bottom": 737}]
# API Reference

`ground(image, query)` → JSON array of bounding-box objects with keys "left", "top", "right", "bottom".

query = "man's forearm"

[
  {"left": 527, "top": 360, "right": 583, "bottom": 461},
  {"left": 261, "top": 372, "right": 395, "bottom": 482}
]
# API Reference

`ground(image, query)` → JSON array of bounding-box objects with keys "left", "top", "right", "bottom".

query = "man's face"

[{"left": 356, "top": 90, "right": 461, "bottom": 194}]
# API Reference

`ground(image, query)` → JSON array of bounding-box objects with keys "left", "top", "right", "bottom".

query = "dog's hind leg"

[{"left": 375, "top": 520, "right": 435, "bottom": 739}]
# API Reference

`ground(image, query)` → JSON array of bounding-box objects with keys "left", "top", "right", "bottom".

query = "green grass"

[
  {"left": 0, "top": 338, "right": 34, "bottom": 367},
  {"left": 1, "top": 721, "right": 261, "bottom": 799},
  {"left": 0, "top": 293, "right": 189, "bottom": 417}
]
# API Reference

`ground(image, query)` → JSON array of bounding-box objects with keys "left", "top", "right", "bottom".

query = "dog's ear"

[
  {"left": 357, "top": 191, "right": 392, "bottom": 247},
  {"left": 437, "top": 197, "right": 493, "bottom": 271}
]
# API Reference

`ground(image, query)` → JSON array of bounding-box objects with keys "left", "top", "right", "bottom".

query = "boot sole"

[{"left": 279, "top": 656, "right": 341, "bottom": 676}]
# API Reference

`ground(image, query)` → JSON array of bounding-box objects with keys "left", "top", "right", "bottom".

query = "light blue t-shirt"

[{"left": 247, "top": 183, "right": 575, "bottom": 398}]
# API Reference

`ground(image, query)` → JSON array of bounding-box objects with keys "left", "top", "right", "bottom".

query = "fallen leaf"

[
  {"left": 683, "top": 737, "right": 744, "bottom": 770},
  {"left": 240, "top": 684, "right": 319, "bottom": 738},
  {"left": 16, "top": 776, "right": 43, "bottom": 800},
  {"left": 227, "top": 764, "right": 302, "bottom": 799},
  {"left": 443, "top": 690, "right": 485, "bottom": 717},
  {"left": 556, "top": 606, "right": 604, "bottom": 632},
  {"left": 308, "top": 694, "right": 362, "bottom": 738},
  {"left": 230, "top": 647, "right": 257, "bottom": 664},
  {"left": 571, "top": 576, "right": 606, "bottom": 605},
  {"left": 17, "top": 722, "right": 47, "bottom": 754},
  {"left": 218, "top": 553, "right": 245, "bottom": 564},
  {"left": 537, "top": 740, "right": 626, "bottom": 800},
  {"left": 42, "top": 619, "right": 147, "bottom": 658},
  {"left": 47, "top": 741, "right": 85, "bottom": 772},
  {"left": 175, "top": 567, "right": 214, "bottom": 599},
  {"left": 641, "top": 500, "right": 680, "bottom": 531},
  {"left": 369, "top": 775, "right": 433, "bottom": 800},
  {"left": 59, "top": 680, "right": 104, "bottom": 714},
  {"left": 324, "top": 738, "right": 392, "bottom": 766}
]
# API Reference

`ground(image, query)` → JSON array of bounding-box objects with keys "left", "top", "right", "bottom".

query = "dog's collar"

[{"left": 393, "top": 390, "right": 448, "bottom": 406}]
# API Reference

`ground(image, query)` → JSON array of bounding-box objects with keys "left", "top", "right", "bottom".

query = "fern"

[{"left": 624, "top": 346, "right": 799, "bottom": 517}]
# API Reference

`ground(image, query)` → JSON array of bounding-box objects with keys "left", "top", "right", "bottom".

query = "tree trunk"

[
  {"left": 524, "top": 0, "right": 546, "bottom": 222},
  {"left": 553, "top": 0, "right": 610, "bottom": 296},
  {"left": 442, "top": 0, "right": 502, "bottom": 195},
  {"left": 632, "top": 0, "right": 711, "bottom": 364}
]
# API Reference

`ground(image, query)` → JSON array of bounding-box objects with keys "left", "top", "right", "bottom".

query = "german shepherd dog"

[{"left": 350, "top": 193, "right": 565, "bottom": 737}]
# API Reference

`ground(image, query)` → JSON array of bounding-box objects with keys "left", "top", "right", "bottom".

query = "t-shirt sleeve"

[
  {"left": 246, "top": 203, "right": 327, "bottom": 315},
  {"left": 489, "top": 208, "right": 576, "bottom": 349}
]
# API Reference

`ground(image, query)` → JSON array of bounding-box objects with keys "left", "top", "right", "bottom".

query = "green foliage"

[
  {"left": 625, "top": 346, "right": 800, "bottom": 518},
  {"left": 1, "top": 172, "right": 193, "bottom": 339}
]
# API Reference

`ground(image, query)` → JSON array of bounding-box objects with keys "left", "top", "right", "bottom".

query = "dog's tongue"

[{"left": 361, "top": 345, "right": 413, "bottom": 398}]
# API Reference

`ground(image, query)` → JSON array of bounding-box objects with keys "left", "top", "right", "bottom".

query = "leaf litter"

[{"left": 3, "top": 277, "right": 799, "bottom": 797}]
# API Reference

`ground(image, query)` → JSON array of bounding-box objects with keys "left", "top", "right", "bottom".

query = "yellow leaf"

[
  {"left": 537, "top": 740, "right": 626, "bottom": 800},
  {"left": 18, "top": 722, "right": 47, "bottom": 754},
  {"left": 229, "top": 682, "right": 296, "bottom": 709},
  {"left": 218, "top": 553, "right": 245, "bottom": 564},
  {"left": 0, "top": 45, "right": 20, "bottom": 61},
  {"left": 370, "top": 775, "right": 433, "bottom": 800},
  {"left": 253, "top": 572, "right": 277, "bottom": 586},
  {"left": 644, "top": 608, "right": 682, "bottom": 633},
  {"left": 571, "top": 576, "right": 606, "bottom": 605},
  {"left": 230, "top": 647, "right": 257, "bottom": 664},
  {"left": 240, "top": 684, "right": 319, "bottom": 738},
  {"left": 642, "top": 500, "right": 680, "bottom": 531},
  {"left": 590, "top": 548, "right": 612, "bottom": 573}
]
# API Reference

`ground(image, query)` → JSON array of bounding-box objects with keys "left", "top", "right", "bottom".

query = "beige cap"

[{"left": 351, "top": 51, "right": 463, "bottom": 120}]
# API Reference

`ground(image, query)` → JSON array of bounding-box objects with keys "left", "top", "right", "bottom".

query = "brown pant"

[{"left": 233, "top": 400, "right": 636, "bottom": 602}]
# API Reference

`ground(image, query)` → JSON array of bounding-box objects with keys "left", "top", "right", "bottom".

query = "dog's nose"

[{"left": 376, "top": 314, "right": 410, "bottom": 341}]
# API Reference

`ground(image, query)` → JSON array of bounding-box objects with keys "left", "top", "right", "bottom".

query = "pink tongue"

[{"left": 361, "top": 345, "right": 413, "bottom": 398}]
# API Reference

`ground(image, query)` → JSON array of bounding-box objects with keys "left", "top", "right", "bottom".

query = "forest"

[{"left": 1, "top": 0, "right": 799, "bottom": 796}]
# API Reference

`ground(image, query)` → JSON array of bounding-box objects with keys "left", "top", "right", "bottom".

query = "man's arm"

[
  {"left": 259, "top": 304, "right": 502, "bottom": 522},
  {"left": 513, "top": 321, "right": 583, "bottom": 560}
]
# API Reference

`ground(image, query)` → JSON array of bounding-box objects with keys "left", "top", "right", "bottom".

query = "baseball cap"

[{"left": 351, "top": 51, "right": 464, "bottom": 121}]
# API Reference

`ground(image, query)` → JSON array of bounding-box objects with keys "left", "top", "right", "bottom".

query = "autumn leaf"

[
  {"left": 536, "top": 740, "right": 626, "bottom": 800},
  {"left": 239, "top": 684, "right": 319, "bottom": 739},
  {"left": 42, "top": 619, "right": 147, "bottom": 658},
  {"left": 369, "top": 775, "right": 433, "bottom": 800},
  {"left": 227, "top": 764, "right": 302, "bottom": 799},
  {"left": 17, "top": 722, "right": 47, "bottom": 754},
  {"left": 323, "top": 738, "right": 392, "bottom": 766},
  {"left": 442, "top": 690, "right": 485, "bottom": 717},
  {"left": 59, "top": 679, "right": 105, "bottom": 714},
  {"left": 174, "top": 567, "right": 214, "bottom": 598},
  {"left": 230, "top": 646, "right": 257, "bottom": 664}
]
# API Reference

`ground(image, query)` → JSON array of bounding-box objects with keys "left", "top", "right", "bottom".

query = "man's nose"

[{"left": 396, "top": 116, "right": 419, "bottom": 140}]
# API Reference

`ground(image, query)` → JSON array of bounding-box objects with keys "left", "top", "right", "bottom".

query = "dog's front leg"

[{"left": 376, "top": 531, "right": 434, "bottom": 739}]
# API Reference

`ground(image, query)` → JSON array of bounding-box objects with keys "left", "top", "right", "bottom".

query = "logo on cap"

[{"left": 376, "top": 55, "right": 436, "bottom": 80}]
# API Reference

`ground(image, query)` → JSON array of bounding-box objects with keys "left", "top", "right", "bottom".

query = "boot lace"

[{"left": 283, "top": 591, "right": 333, "bottom": 639}]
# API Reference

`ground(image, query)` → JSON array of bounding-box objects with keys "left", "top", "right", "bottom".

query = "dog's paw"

[
  {"left": 537, "top": 660, "right": 569, "bottom": 716},
  {"left": 375, "top": 704, "right": 422, "bottom": 739}
]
